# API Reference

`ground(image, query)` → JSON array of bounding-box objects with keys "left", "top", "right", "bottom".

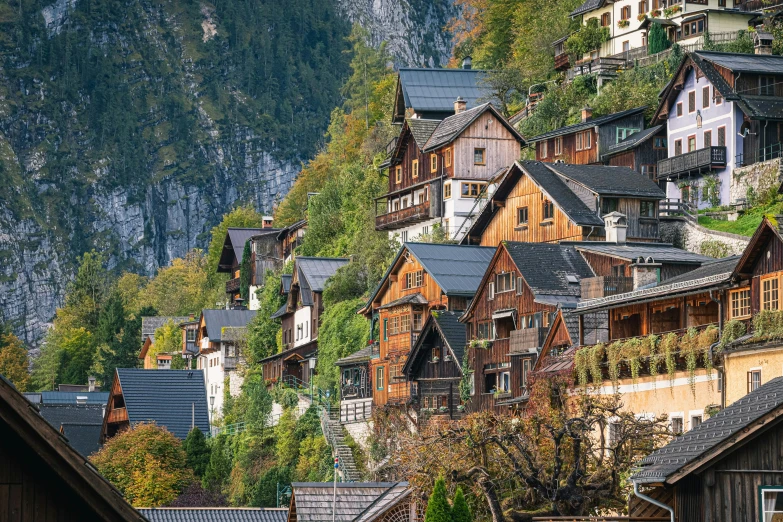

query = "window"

[
  {"left": 383, "top": 319, "right": 388, "bottom": 341},
  {"left": 608, "top": 421, "right": 622, "bottom": 446},
  {"left": 474, "top": 148, "right": 486, "bottom": 165},
  {"left": 445, "top": 148, "right": 452, "bottom": 167},
  {"left": 718, "top": 126, "right": 726, "bottom": 146},
  {"left": 553, "top": 136, "right": 562, "bottom": 156},
  {"left": 687, "top": 135, "right": 696, "bottom": 152},
  {"left": 718, "top": 0, "right": 725, "bottom": 5},
  {"left": 691, "top": 415, "right": 703, "bottom": 430},
  {"left": 641, "top": 164, "right": 657, "bottom": 180},
  {"left": 702, "top": 86, "right": 710, "bottom": 109},
  {"left": 654, "top": 136, "right": 667, "bottom": 149},
  {"left": 704, "top": 130, "right": 712, "bottom": 147},
  {"left": 444, "top": 182, "right": 452, "bottom": 199},
  {"left": 640, "top": 200, "right": 656, "bottom": 218},
  {"left": 376, "top": 366, "right": 385, "bottom": 390},
  {"left": 461, "top": 182, "right": 485, "bottom": 198},
  {"left": 639, "top": 0, "right": 648, "bottom": 12},
  {"left": 621, "top": 5, "right": 631, "bottom": 19},
  {"left": 496, "top": 272, "right": 515, "bottom": 293},
  {"left": 676, "top": 102, "right": 683, "bottom": 117},
  {"left": 688, "top": 91, "right": 696, "bottom": 113},
  {"left": 430, "top": 154, "right": 438, "bottom": 173},
  {"left": 749, "top": 369, "right": 762, "bottom": 393},
  {"left": 601, "top": 197, "right": 619, "bottom": 215},
  {"left": 616, "top": 127, "right": 640, "bottom": 143},
  {"left": 395, "top": 166, "right": 401, "bottom": 184},
  {"left": 575, "top": 132, "right": 582, "bottom": 151},
  {"left": 671, "top": 417, "right": 683, "bottom": 435},
  {"left": 413, "top": 312, "right": 423, "bottom": 331},
  {"left": 516, "top": 277, "right": 524, "bottom": 295},
  {"left": 400, "top": 314, "right": 411, "bottom": 333},
  {"left": 487, "top": 282, "right": 495, "bottom": 301},
  {"left": 729, "top": 288, "right": 751, "bottom": 319},
  {"left": 412, "top": 159, "right": 419, "bottom": 179},
  {"left": 517, "top": 206, "right": 529, "bottom": 226},
  {"left": 576, "top": 130, "right": 592, "bottom": 151},
  {"left": 401, "top": 230, "right": 408, "bottom": 242},
  {"left": 477, "top": 322, "right": 491, "bottom": 340},
  {"left": 540, "top": 140, "right": 548, "bottom": 158},
  {"left": 715, "top": 88, "right": 722, "bottom": 105},
  {"left": 405, "top": 270, "right": 424, "bottom": 289},
  {"left": 763, "top": 276, "right": 779, "bottom": 310},
  {"left": 186, "top": 329, "right": 196, "bottom": 342},
  {"left": 601, "top": 12, "right": 610, "bottom": 26},
  {"left": 388, "top": 316, "right": 399, "bottom": 336},
  {"left": 718, "top": 371, "right": 723, "bottom": 393},
  {"left": 761, "top": 487, "right": 783, "bottom": 521},
  {"left": 521, "top": 359, "right": 531, "bottom": 390},
  {"left": 674, "top": 139, "right": 682, "bottom": 156},
  {"left": 761, "top": 76, "right": 775, "bottom": 96},
  {"left": 542, "top": 199, "right": 554, "bottom": 220},
  {"left": 498, "top": 372, "right": 510, "bottom": 393}
]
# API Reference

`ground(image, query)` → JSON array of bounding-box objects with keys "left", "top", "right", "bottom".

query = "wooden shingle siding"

[{"left": 452, "top": 112, "right": 521, "bottom": 179}]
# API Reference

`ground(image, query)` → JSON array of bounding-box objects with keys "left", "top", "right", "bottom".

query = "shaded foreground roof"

[
  {"left": 520, "top": 161, "right": 604, "bottom": 226},
  {"left": 38, "top": 404, "right": 104, "bottom": 457},
  {"left": 202, "top": 309, "right": 257, "bottom": 342},
  {"left": 398, "top": 68, "right": 493, "bottom": 113},
  {"left": 289, "top": 482, "right": 410, "bottom": 522},
  {"left": 528, "top": 107, "right": 646, "bottom": 142},
  {"left": 632, "top": 376, "right": 783, "bottom": 484},
  {"left": 116, "top": 369, "right": 210, "bottom": 439},
  {"left": 567, "top": 241, "right": 712, "bottom": 265},
  {"left": 139, "top": 508, "right": 288, "bottom": 522},
  {"left": 60, "top": 423, "right": 103, "bottom": 458},
  {"left": 505, "top": 242, "right": 595, "bottom": 297}
]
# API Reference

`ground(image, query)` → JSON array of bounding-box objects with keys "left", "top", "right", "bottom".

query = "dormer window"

[{"left": 430, "top": 154, "right": 438, "bottom": 173}]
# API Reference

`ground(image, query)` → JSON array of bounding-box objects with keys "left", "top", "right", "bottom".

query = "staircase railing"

[
  {"left": 280, "top": 374, "right": 332, "bottom": 415},
  {"left": 319, "top": 407, "right": 357, "bottom": 482}
]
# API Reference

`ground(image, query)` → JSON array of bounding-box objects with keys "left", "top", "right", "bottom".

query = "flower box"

[
  {"left": 637, "top": 13, "right": 647, "bottom": 22},
  {"left": 431, "top": 356, "right": 440, "bottom": 363},
  {"left": 438, "top": 406, "right": 449, "bottom": 413},
  {"left": 617, "top": 19, "right": 630, "bottom": 29}
]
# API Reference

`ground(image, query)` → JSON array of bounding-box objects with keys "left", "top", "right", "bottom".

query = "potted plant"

[
  {"left": 637, "top": 13, "right": 646, "bottom": 22},
  {"left": 617, "top": 19, "right": 630, "bottom": 29},
  {"left": 663, "top": 5, "right": 681, "bottom": 17},
  {"left": 457, "top": 404, "right": 465, "bottom": 412},
  {"left": 432, "top": 356, "right": 440, "bottom": 363},
  {"left": 444, "top": 354, "right": 453, "bottom": 362},
  {"left": 651, "top": 8, "right": 661, "bottom": 17},
  {"left": 469, "top": 339, "right": 491, "bottom": 349},
  {"left": 439, "top": 406, "right": 449, "bottom": 413}
]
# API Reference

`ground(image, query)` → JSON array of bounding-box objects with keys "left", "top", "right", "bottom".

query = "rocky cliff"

[{"left": 0, "top": 0, "right": 456, "bottom": 345}]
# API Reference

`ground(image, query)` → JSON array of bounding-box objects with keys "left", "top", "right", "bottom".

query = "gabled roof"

[
  {"left": 218, "top": 228, "right": 262, "bottom": 271},
  {"left": 632, "top": 376, "right": 783, "bottom": 484},
  {"left": 0, "top": 376, "right": 144, "bottom": 521},
  {"left": 289, "top": 482, "right": 410, "bottom": 522},
  {"left": 139, "top": 508, "right": 288, "bottom": 522},
  {"left": 697, "top": 50, "right": 783, "bottom": 74},
  {"left": 527, "top": 107, "right": 646, "bottom": 142},
  {"left": 115, "top": 369, "right": 210, "bottom": 439},
  {"left": 335, "top": 345, "right": 374, "bottom": 367},
  {"left": 38, "top": 404, "right": 104, "bottom": 457},
  {"left": 547, "top": 163, "right": 666, "bottom": 199},
  {"left": 276, "top": 219, "right": 307, "bottom": 241},
  {"left": 732, "top": 216, "right": 783, "bottom": 277},
  {"left": 378, "top": 293, "right": 429, "bottom": 309},
  {"left": 60, "top": 423, "right": 103, "bottom": 458},
  {"left": 505, "top": 242, "right": 594, "bottom": 297},
  {"left": 567, "top": 241, "right": 712, "bottom": 265},
  {"left": 142, "top": 316, "right": 191, "bottom": 341},
  {"left": 396, "top": 68, "right": 494, "bottom": 114},
  {"left": 570, "top": 0, "right": 608, "bottom": 17},
  {"left": 519, "top": 161, "right": 605, "bottom": 225},
  {"left": 406, "top": 118, "right": 440, "bottom": 149},
  {"left": 270, "top": 304, "right": 288, "bottom": 319},
  {"left": 602, "top": 125, "right": 663, "bottom": 158},
  {"left": 403, "top": 311, "right": 467, "bottom": 378},
  {"left": 296, "top": 257, "right": 350, "bottom": 293},
  {"left": 423, "top": 103, "right": 526, "bottom": 151},
  {"left": 201, "top": 309, "right": 257, "bottom": 342}
]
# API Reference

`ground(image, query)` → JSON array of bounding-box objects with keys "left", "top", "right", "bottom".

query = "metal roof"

[
  {"left": 139, "top": 508, "right": 288, "bottom": 522},
  {"left": 697, "top": 50, "right": 783, "bottom": 74},
  {"left": 38, "top": 404, "right": 104, "bottom": 457},
  {"left": 296, "top": 257, "right": 350, "bottom": 293},
  {"left": 632, "top": 376, "right": 783, "bottom": 484},
  {"left": 60, "top": 423, "right": 103, "bottom": 458},
  {"left": 603, "top": 125, "right": 663, "bottom": 157},
  {"left": 504, "top": 242, "right": 595, "bottom": 297},
  {"left": 548, "top": 163, "right": 666, "bottom": 199},
  {"left": 431, "top": 311, "right": 467, "bottom": 363},
  {"left": 398, "top": 68, "right": 494, "bottom": 113},
  {"left": 227, "top": 228, "right": 262, "bottom": 263},
  {"left": 423, "top": 103, "right": 525, "bottom": 151},
  {"left": 335, "top": 345, "right": 374, "bottom": 367},
  {"left": 519, "top": 161, "right": 604, "bottom": 226},
  {"left": 378, "top": 293, "right": 429, "bottom": 310},
  {"left": 202, "top": 309, "right": 257, "bottom": 342},
  {"left": 405, "top": 243, "right": 495, "bottom": 296},
  {"left": 406, "top": 119, "right": 440, "bottom": 149},
  {"left": 281, "top": 274, "right": 292, "bottom": 294},
  {"left": 289, "top": 482, "right": 410, "bottom": 522},
  {"left": 34, "top": 391, "right": 109, "bottom": 405},
  {"left": 568, "top": 241, "right": 713, "bottom": 264},
  {"left": 528, "top": 107, "right": 646, "bottom": 142},
  {"left": 142, "top": 316, "right": 191, "bottom": 341},
  {"left": 116, "top": 369, "right": 210, "bottom": 440}
]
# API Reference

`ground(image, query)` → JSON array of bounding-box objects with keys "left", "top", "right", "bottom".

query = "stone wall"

[
  {"left": 659, "top": 218, "right": 749, "bottom": 257},
  {"left": 343, "top": 420, "right": 373, "bottom": 452},
  {"left": 730, "top": 157, "right": 783, "bottom": 204}
]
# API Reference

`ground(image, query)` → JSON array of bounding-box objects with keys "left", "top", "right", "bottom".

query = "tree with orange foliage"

[{"left": 0, "top": 330, "right": 30, "bottom": 392}]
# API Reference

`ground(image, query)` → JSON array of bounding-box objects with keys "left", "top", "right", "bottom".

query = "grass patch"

[
  {"left": 343, "top": 430, "right": 367, "bottom": 478},
  {"left": 697, "top": 200, "right": 783, "bottom": 237}
]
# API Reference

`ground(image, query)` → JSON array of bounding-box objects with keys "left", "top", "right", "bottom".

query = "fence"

[{"left": 736, "top": 142, "right": 783, "bottom": 167}]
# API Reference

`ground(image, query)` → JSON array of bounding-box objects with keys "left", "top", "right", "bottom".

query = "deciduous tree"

[{"left": 0, "top": 332, "right": 30, "bottom": 392}]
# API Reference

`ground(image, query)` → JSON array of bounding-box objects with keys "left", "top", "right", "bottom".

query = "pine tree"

[
  {"left": 183, "top": 427, "right": 210, "bottom": 478},
  {"left": 451, "top": 487, "right": 471, "bottom": 522},
  {"left": 424, "top": 476, "right": 450, "bottom": 522},
  {"left": 648, "top": 22, "right": 671, "bottom": 55},
  {"left": 202, "top": 434, "right": 232, "bottom": 492}
]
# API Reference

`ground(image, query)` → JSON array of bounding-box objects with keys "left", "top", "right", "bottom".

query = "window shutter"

[
  {"left": 516, "top": 277, "right": 524, "bottom": 295},
  {"left": 488, "top": 282, "right": 495, "bottom": 300}
]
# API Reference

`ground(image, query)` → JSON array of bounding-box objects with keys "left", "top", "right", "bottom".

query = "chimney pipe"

[
  {"left": 581, "top": 106, "right": 593, "bottom": 123},
  {"left": 454, "top": 96, "right": 467, "bottom": 114},
  {"left": 462, "top": 56, "right": 472, "bottom": 69}
]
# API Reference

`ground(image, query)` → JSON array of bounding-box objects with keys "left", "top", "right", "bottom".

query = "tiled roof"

[
  {"left": 270, "top": 304, "right": 288, "bottom": 319},
  {"left": 116, "top": 369, "right": 210, "bottom": 440},
  {"left": 406, "top": 119, "right": 440, "bottom": 149},
  {"left": 139, "top": 508, "right": 288, "bottom": 522},
  {"left": 38, "top": 404, "right": 104, "bottom": 457},
  {"left": 297, "top": 257, "right": 350, "bottom": 293},
  {"left": 423, "top": 103, "right": 525, "bottom": 151},
  {"left": 569, "top": 241, "right": 712, "bottom": 265},
  {"left": 142, "top": 316, "right": 191, "bottom": 341},
  {"left": 505, "top": 242, "right": 595, "bottom": 297},
  {"left": 603, "top": 125, "right": 663, "bottom": 157},
  {"left": 696, "top": 50, "right": 783, "bottom": 74},
  {"left": 31, "top": 391, "right": 109, "bottom": 405},
  {"left": 632, "top": 376, "right": 783, "bottom": 484},
  {"left": 659, "top": 255, "right": 740, "bottom": 285},
  {"left": 335, "top": 345, "right": 374, "bottom": 367},
  {"left": 276, "top": 219, "right": 307, "bottom": 241},
  {"left": 519, "top": 161, "right": 604, "bottom": 226},
  {"left": 60, "top": 423, "right": 102, "bottom": 458},
  {"left": 398, "top": 68, "right": 494, "bottom": 112},
  {"left": 405, "top": 243, "right": 495, "bottom": 296},
  {"left": 290, "top": 482, "right": 410, "bottom": 522},
  {"left": 202, "top": 310, "right": 257, "bottom": 342},
  {"left": 570, "top": 0, "right": 607, "bottom": 17},
  {"left": 431, "top": 311, "right": 467, "bottom": 363},
  {"left": 548, "top": 163, "right": 666, "bottom": 199},
  {"left": 281, "top": 274, "right": 292, "bottom": 294},
  {"left": 528, "top": 107, "right": 646, "bottom": 142}
]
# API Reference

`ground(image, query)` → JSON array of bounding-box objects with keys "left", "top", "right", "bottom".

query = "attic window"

[
  {"left": 566, "top": 274, "right": 580, "bottom": 284},
  {"left": 76, "top": 396, "right": 88, "bottom": 405}
]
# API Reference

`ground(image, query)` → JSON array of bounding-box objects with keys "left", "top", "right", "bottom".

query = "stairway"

[{"left": 322, "top": 408, "right": 361, "bottom": 482}]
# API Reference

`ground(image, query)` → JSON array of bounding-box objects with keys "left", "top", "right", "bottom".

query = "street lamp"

[{"left": 209, "top": 395, "right": 215, "bottom": 429}]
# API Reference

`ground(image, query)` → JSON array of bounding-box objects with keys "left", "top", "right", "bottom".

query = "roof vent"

[{"left": 462, "top": 56, "right": 472, "bottom": 69}]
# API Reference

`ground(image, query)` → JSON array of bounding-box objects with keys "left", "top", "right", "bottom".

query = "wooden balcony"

[
  {"left": 567, "top": 57, "right": 625, "bottom": 80},
  {"left": 657, "top": 146, "right": 727, "bottom": 179},
  {"left": 581, "top": 276, "right": 634, "bottom": 300},
  {"left": 509, "top": 327, "right": 548, "bottom": 353},
  {"left": 554, "top": 52, "right": 570, "bottom": 71},
  {"left": 375, "top": 201, "right": 432, "bottom": 231},
  {"left": 107, "top": 407, "right": 127, "bottom": 424},
  {"left": 225, "top": 277, "right": 240, "bottom": 293}
]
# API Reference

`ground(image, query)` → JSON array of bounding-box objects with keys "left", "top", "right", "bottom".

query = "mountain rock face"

[{"left": 0, "top": 0, "right": 455, "bottom": 345}]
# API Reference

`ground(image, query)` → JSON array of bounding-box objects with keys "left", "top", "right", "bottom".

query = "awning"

[{"left": 492, "top": 309, "right": 516, "bottom": 320}]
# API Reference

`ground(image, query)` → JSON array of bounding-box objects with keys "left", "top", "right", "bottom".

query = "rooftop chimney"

[
  {"left": 581, "top": 106, "right": 593, "bottom": 123},
  {"left": 454, "top": 96, "right": 467, "bottom": 114},
  {"left": 462, "top": 56, "right": 472, "bottom": 69},
  {"left": 754, "top": 30, "right": 773, "bottom": 55},
  {"left": 603, "top": 212, "right": 628, "bottom": 245},
  {"left": 88, "top": 375, "right": 96, "bottom": 393}
]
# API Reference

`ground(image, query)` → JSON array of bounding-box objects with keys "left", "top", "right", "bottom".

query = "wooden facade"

[{"left": 101, "top": 375, "right": 128, "bottom": 442}]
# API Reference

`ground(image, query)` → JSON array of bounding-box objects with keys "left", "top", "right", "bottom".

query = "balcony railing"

[
  {"left": 738, "top": 0, "right": 783, "bottom": 10},
  {"left": 341, "top": 382, "right": 372, "bottom": 400},
  {"left": 375, "top": 201, "right": 432, "bottom": 230},
  {"left": 225, "top": 277, "right": 241, "bottom": 293},
  {"left": 567, "top": 57, "right": 625, "bottom": 80},
  {"left": 736, "top": 142, "right": 782, "bottom": 168},
  {"left": 581, "top": 276, "right": 635, "bottom": 300},
  {"left": 224, "top": 356, "right": 238, "bottom": 370},
  {"left": 510, "top": 327, "right": 548, "bottom": 353},
  {"left": 657, "top": 146, "right": 726, "bottom": 179},
  {"left": 107, "top": 407, "right": 127, "bottom": 424}
]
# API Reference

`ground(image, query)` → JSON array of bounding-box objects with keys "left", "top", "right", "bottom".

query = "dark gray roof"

[
  {"left": 116, "top": 369, "right": 210, "bottom": 439},
  {"left": 378, "top": 293, "right": 429, "bottom": 310},
  {"left": 297, "top": 257, "right": 350, "bottom": 293},
  {"left": 281, "top": 274, "right": 292, "bottom": 294},
  {"left": 38, "top": 404, "right": 104, "bottom": 428},
  {"left": 227, "top": 228, "right": 262, "bottom": 263},
  {"left": 603, "top": 125, "right": 663, "bottom": 157},
  {"left": 406, "top": 119, "right": 440, "bottom": 149},
  {"left": 697, "top": 50, "right": 783, "bottom": 74},
  {"left": 202, "top": 309, "right": 257, "bottom": 342},
  {"left": 563, "top": 311, "right": 580, "bottom": 346},
  {"left": 659, "top": 256, "right": 740, "bottom": 285},
  {"left": 423, "top": 103, "right": 525, "bottom": 151},
  {"left": 569, "top": 241, "right": 713, "bottom": 265},
  {"left": 405, "top": 243, "right": 495, "bottom": 296},
  {"left": 570, "top": 0, "right": 606, "bottom": 16},
  {"left": 139, "top": 508, "right": 288, "bottom": 522},
  {"left": 632, "top": 376, "right": 783, "bottom": 484},
  {"left": 270, "top": 304, "right": 288, "bottom": 319},
  {"left": 505, "top": 242, "right": 595, "bottom": 297},
  {"left": 276, "top": 219, "right": 307, "bottom": 241},
  {"left": 528, "top": 107, "right": 647, "bottom": 142},
  {"left": 548, "top": 163, "right": 666, "bottom": 199},
  {"left": 431, "top": 311, "right": 467, "bottom": 363},
  {"left": 290, "top": 482, "right": 410, "bottom": 522},
  {"left": 34, "top": 391, "right": 109, "bottom": 405},
  {"left": 142, "top": 316, "right": 190, "bottom": 341},
  {"left": 519, "top": 161, "right": 604, "bottom": 226},
  {"left": 335, "top": 345, "right": 374, "bottom": 367},
  {"left": 398, "top": 68, "right": 493, "bottom": 113},
  {"left": 60, "top": 423, "right": 103, "bottom": 458}
]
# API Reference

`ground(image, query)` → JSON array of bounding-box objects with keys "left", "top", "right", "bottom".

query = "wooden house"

[
  {"left": 652, "top": 51, "right": 783, "bottom": 207},
  {"left": 359, "top": 243, "right": 494, "bottom": 408},
  {"left": 460, "top": 242, "right": 595, "bottom": 412},
  {"left": 378, "top": 102, "right": 524, "bottom": 242},
  {"left": 138, "top": 315, "right": 189, "bottom": 369},
  {"left": 0, "top": 375, "right": 144, "bottom": 521},
  {"left": 602, "top": 124, "right": 669, "bottom": 183},
  {"left": 217, "top": 227, "right": 262, "bottom": 307},
  {"left": 261, "top": 257, "right": 348, "bottom": 387},
  {"left": 630, "top": 376, "right": 783, "bottom": 522},
  {"left": 248, "top": 228, "right": 284, "bottom": 310},
  {"left": 100, "top": 368, "right": 209, "bottom": 442},
  {"left": 335, "top": 345, "right": 374, "bottom": 423},
  {"left": 287, "top": 482, "right": 421, "bottom": 521},
  {"left": 402, "top": 311, "right": 467, "bottom": 421},
  {"left": 461, "top": 160, "right": 666, "bottom": 246},
  {"left": 277, "top": 219, "right": 307, "bottom": 263}
]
